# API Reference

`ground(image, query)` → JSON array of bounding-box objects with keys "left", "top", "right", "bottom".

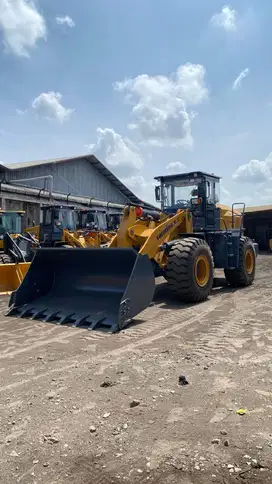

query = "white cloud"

[
  {"left": 232, "top": 68, "right": 250, "bottom": 90},
  {"left": 115, "top": 63, "right": 208, "bottom": 147},
  {"left": 120, "top": 175, "right": 155, "bottom": 204},
  {"left": 221, "top": 186, "right": 231, "bottom": 198},
  {"left": 16, "top": 108, "right": 26, "bottom": 115},
  {"left": 56, "top": 15, "right": 75, "bottom": 28},
  {"left": 87, "top": 128, "right": 156, "bottom": 202},
  {"left": 210, "top": 5, "right": 237, "bottom": 31},
  {"left": 166, "top": 162, "right": 186, "bottom": 174},
  {"left": 87, "top": 127, "right": 143, "bottom": 178},
  {"left": 232, "top": 154, "right": 272, "bottom": 183},
  {"left": 31, "top": 91, "right": 74, "bottom": 123},
  {"left": 0, "top": 0, "right": 46, "bottom": 57}
]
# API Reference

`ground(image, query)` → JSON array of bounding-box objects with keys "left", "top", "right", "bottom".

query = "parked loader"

[
  {"left": 0, "top": 210, "right": 38, "bottom": 294},
  {"left": 25, "top": 205, "right": 89, "bottom": 248},
  {"left": 0, "top": 210, "right": 25, "bottom": 263},
  {"left": 7, "top": 171, "right": 257, "bottom": 332},
  {"left": 26, "top": 205, "right": 114, "bottom": 248},
  {"left": 75, "top": 208, "right": 115, "bottom": 245}
]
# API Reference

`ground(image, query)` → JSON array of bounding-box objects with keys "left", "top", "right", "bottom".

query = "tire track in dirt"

[{"left": 0, "top": 296, "right": 222, "bottom": 394}]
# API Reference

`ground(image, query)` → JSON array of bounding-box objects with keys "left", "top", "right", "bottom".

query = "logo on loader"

[{"left": 156, "top": 218, "right": 180, "bottom": 240}]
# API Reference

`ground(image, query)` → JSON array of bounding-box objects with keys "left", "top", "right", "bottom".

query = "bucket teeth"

[
  {"left": 44, "top": 311, "right": 61, "bottom": 322},
  {"left": 57, "top": 314, "right": 75, "bottom": 325},
  {"left": 30, "top": 309, "right": 47, "bottom": 320},
  {"left": 20, "top": 306, "right": 35, "bottom": 319}
]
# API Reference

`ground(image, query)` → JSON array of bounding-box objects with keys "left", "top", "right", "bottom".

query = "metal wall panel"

[{"left": 5, "top": 159, "right": 128, "bottom": 204}]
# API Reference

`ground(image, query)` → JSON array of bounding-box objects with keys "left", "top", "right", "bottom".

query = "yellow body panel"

[
  {"left": 109, "top": 203, "right": 242, "bottom": 266},
  {"left": 25, "top": 225, "right": 40, "bottom": 238},
  {"left": 109, "top": 206, "right": 193, "bottom": 263},
  {"left": 25, "top": 225, "right": 104, "bottom": 248},
  {"left": 0, "top": 262, "right": 30, "bottom": 295},
  {"left": 217, "top": 204, "right": 242, "bottom": 230}
]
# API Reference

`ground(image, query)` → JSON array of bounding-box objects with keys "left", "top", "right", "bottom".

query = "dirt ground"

[{"left": 1, "top": 255, "right": 272, "bottom": 484}]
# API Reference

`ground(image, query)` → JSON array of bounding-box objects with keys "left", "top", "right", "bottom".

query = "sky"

[{"left": 0, "top": 0, "right": 272, "bottom": 206}]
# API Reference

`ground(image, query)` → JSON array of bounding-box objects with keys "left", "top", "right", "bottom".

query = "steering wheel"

[{"left": 176, "top": 199, "right": 188, "bottom": 206}]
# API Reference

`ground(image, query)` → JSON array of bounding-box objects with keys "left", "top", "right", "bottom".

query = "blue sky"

[{"left": 0, "top": 0, "right": 271, "bottom": 205}]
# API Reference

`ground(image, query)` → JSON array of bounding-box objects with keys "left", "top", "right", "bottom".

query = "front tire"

[
  {"left": 224, "top": 236, "right": 255, "bottom": 287},
  {"left": 165, "top": 238, "right": 214, "bottom": 303}
]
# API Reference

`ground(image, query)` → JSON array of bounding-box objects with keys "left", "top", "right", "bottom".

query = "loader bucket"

[
  {"left": 0, "top": 263, "right": 31, "bottom": 296},
  {"left": 7, "top": 248, "right": 155, "bottom": 332}
]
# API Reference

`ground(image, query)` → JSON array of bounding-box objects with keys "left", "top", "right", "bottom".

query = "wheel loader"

[
  {"left": 6, "top": 171, "right": 258, "bottom": 332},
  {"left": 0, "top": 210, "right": 39, "bottom": 294},
  {"left": 0, "top": 205, "right": 118, "bottom": 294},
  {"left": 0, "top": 206, "right": 97, "bottom": 295},
  {"left": 25, "top": 205, "right": 94, "bottom": 248},
  {"left": 0, "top": 210, "right": 25, "bottom": 263},
  {"left": 25, "top": 206, "right": 113, "bottom": 248},
  {"left": 75, "top": 208, "right": 116, "bottom": 246}
]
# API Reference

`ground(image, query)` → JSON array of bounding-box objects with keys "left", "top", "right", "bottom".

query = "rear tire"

[
  {"left": 0, "top": 254, "right": 13, "bottom": 264},
  {"left": 224, "top": 236, "right": 255, "bottom": 287},
  {"left": 165, "top": 238, "right": 214, "bottom": 303}
]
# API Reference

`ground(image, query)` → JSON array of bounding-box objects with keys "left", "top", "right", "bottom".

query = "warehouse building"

[
  {"left": 243, "top": 205, "right": 272, "bottom": 250},
  {"left": 0, "top": 155, "right": 153, "bottom": 228}
]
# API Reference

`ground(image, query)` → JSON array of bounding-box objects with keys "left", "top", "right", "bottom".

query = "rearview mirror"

[{"left": 155, "top": 186, "right": 161, "bottom": 202}]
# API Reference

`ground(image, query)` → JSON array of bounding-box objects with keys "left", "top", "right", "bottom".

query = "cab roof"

[{"left": 154, "top": 171, "right": 221, "bottom": 183}]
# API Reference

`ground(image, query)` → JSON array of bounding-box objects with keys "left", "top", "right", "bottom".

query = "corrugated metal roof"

[
  {"left": 1, "top": 155, "right": 156, "bottom": 209},
  {"left": 244, "top": 205, "right": 272, "bottom": 213},
  {"left": 3, "top": 157, "right": 70, "bottom": 170}
]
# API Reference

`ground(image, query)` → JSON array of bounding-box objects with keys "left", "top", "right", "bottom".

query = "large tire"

[
  {"left": 0, "top": 254, "right": 13, "bottom": 264},
  {"left": 224, "top": 236, "right": 255, "bottom": 287},
  {"left": 165, "top": 238, "right": 214, "bottom": 303}
]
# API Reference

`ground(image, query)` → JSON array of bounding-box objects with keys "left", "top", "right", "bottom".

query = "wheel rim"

[
  {"left": 194, "top": 255, "right": 210, "bottom": 287},
  {"left": 245, "top": 249, "right": 254, "bottom": 274}
]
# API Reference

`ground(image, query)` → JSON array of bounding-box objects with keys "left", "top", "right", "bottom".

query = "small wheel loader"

[
  {"left": 0, "top": 210, "right": 25, "bottom": 263},
  {"left": 26, "top": 206, "right": 116, "bottom": 248},
  {"left": 75, "top": 208, "right": 117, "bottom": 246},
  {"left": 25, "top": 205, "right": 99, "bottom": 248},
  {"left": 6, "top": 171, "right": 258, "bottom": 332}
]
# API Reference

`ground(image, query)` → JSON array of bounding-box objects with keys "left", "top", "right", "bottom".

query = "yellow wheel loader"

[
  {"left": 0, "top": 210, "right": 25, "bottom": 263},
  {"left": 6, "top": 171, "right": 258, "bottom": 332},
  {"left": 0, "top": 210, "right": 39, "bottom": 294},
  {"left": 0, "top": 206, "right": 117, "bottom": 295},
  {"left": 76, "top": 208, "right": 119, "bottom": 246},
  {"left": 25, "top": 206, "right": 108, "bottom": 248}
]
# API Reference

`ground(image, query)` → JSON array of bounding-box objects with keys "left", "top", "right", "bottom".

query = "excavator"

[{"left": 6, "top": 171, "right": 258, "bottom": 332}]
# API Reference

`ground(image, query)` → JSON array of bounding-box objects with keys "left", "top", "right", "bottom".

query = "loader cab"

[
  {"left": 0, "top": 210, "right": 24, "bottom": 249},
  {"left": 154, "top": 171, "right": 221, "bottom": 231},
  {"left": 107, "top": 212, "right": 122, "bottom": 231},
  {"left": 76, "top": 209, "right": 108, "bottom": 232},
  {"left": 40, "top": 206, "right": 77, "bottom": 245}
]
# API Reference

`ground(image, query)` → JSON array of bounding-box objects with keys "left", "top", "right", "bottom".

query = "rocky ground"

[{"left": 0, "top": 254, "right": 272, "bottom": 483}]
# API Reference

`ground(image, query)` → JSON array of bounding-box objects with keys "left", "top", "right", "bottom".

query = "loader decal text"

[{"left": 156, "top": 218, "right": 180, "bottom": 240}]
